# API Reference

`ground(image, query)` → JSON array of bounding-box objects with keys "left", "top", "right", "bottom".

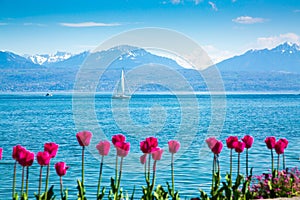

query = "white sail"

[{"left": 112, "top": 68, "right": 130, "bottom": 99}]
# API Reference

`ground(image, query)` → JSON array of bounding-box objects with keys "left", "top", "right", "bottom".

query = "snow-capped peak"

[{"left": 27, "top": 51, "right": 72, "bottom": 65}]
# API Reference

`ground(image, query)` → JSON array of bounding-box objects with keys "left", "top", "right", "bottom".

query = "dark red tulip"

[
  {"left": 275, "top": 140, "right": 285, "bottom": 155},
  {"left": 55, "top": 162, "right": 69, "bottom": 177},
  {"left": 76, "top": 131, "right": 92, "bottom": 146},
  {"left": 12, "top": 145, "right": 24, "bottom": 161},
  {"left": 242, "top": 135, "right": 254, "bottom": 149},
  {"left": 265, "top": 136, "right": 276, "bottom": 149},
  {"left": 18, "top": 149, "right": 34, "bottom": 167},
  {"left": 37, "top": 151, "right": 51, "bottom": 166},
  {"left": 226, "top": 136, "right": 238, "bottom": 149},
  {"left": 235, "top": 141, "right": 245, "bottom": 153},
  {"left": 279, "top": 138, "right": 288, "bottom": 149},
  {"left": 112, "top": 134, "right": 126, "bottom": 145},
  {"left": 115, "top": 141, "right": 130, "bottom": 157},
  {"left": 44, "top": 142, "right": 59, "bottom": 158},
  {"left": 211, "top": 140, "right": 223, "bottom": 155},
  {"left": 140, "top": 137, "right": 158, "bottom": 153}
]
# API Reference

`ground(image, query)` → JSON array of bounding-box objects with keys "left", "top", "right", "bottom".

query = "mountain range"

[{"left": 0, "top": 42, "right": 299, "bottom": 92}]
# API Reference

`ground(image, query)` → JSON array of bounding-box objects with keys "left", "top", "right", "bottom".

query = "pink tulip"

[
  {"left": 168, "top": 140, "right": 180, "bottom": 154},
  {"left": 96, "top": 140, "right": 111, "bottom": 156},
  {"left": 140, "top": 137, "right": 158, "bottom": 153},
  {"left": 205, "top": 137, "right": 218, "bottom": 150},
  {"left": 279, "top": 138, "right": 288, "bottom": 149},
  {"left": 55, "top": 162, "right": 69, "bottom": 177},
  {"left": 265, "top": 136, "right": 276, "bottom": 149},
  {"left": 44, "top": 142, "right": 59, "bottom": 158},
  {"left": 226, "top": 136, "right": 238, "bottom": 149},
  {"left": 152, "top": 148, "right": 164, "bottom": 161},
  {"left": 0, "top": 148, "right": 2, "bottom": 160},
  {"left": 242, "top": 135, "right": 254, "bottom": 149},
  {"left": 37, "top": 151, "right": 51, "bottom": 166},
  {"left": 112, "top": 134, "right": 126, "bottom": 145},
  {"left": 76, "top": 131, "right": 92, "bottom": 146},
  {"left": 235, "top": 141, "right": 245, "bottom": 153},
  {"left": 275, "top": 140, "right": 285, "bottom": 155},
  {"left": 140, "top": 154, "right": 147, "bottom": 164},
  {"left": 115, "top": 142, "right": 130, "bottom": 157},
  {"left": 211, "top": 140, "right": 223, "bottom": 155}
]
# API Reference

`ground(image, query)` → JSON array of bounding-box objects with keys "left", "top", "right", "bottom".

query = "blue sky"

[{"left": 1, "top": 0, "right": 300, "bottom": 62}]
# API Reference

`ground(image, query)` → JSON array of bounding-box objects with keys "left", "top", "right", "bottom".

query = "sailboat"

[{"left": 112, "top": 68, "right": 130, "bottom": 99}]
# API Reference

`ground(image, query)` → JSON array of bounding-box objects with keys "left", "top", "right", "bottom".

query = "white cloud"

[
  {"left": 293, "top": 9, "right": 300, "bottom": 13},
  {"left": 255, "top": 33, "right": 300, "bottom": 49},
  {"left": 60, "top": 22, "right": 121, "bottom": 27},
  {"left": 170, "top": 0, "right": 181, "bottom": 4},
  {"left": 208, "top": 1, "right": 218, "bottom": 11},
  {"left": 23, "top": 23, "right": 46, "bottom": 27},
  {"left": 194, "top": 0, "right": 203, "bottom": 5},
  {"left": 232, "top": 16, "right": 267, "bottom": 24},
  {"left": 0, "top": 23, "right": 7, "bottom": 26}
]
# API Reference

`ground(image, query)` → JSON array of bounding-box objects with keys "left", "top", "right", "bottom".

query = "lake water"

[{"left": 0, "top": 93, "right": 299, "bottom": 199}]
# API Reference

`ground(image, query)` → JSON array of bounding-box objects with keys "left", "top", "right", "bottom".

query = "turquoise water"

[{"left": 0, "top": 93, "right": 299, "bottom": 199}]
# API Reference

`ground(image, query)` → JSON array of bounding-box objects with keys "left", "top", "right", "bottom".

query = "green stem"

[
  {"left": 97, "top": 156, "right": 104, "bottom": 198},
  {"left": 38, "top": 166, "right": 43, "bottom": 198},
  {"left": 60, "top": 176, "right": 63, "bottom": 200},
  {"left": 21, "top": 167, "right": 25, "bottom": 196},
  {"left": 116, "top": 157, "right": 123, "bottom": 198},
  {"left": 171, "top": 153, "right": 174, "bottom": 194},
  {"left": 217, "top": 154, "right": 220, "bottom": 173},
  {"left": 246, "top": 148, "right": 249, "bottom": 177},
  {"left": 237, "top": 153, "right": 240, "bottom": 176},
  {"left": 277, "top": 154, "right": 280, "bottom": 171},
  {"left": 148, "top": 154, "right": 151, "bottom": 181},
  {"left": 230, "top": 149, "right": 232, "bottom": 178},
  {"left": 26, "top": 167, "right": 29, "bottom": 195},
  {"left": 283, "top": 153, "right": 286, "bottom": 169},
  {"left": 12, "top": 161, "right": 17, "bottom": 199},
  {"left": 82, "top": 146, "right": 85, "bottom": 185},
  {"left": 151, "top": 161, "right": 157, "bottom": 193},
  {"left": 211, "top": 154, "right": 215, "bottom": 190},
  {"left": 144, "top": 160, "right": 147, "bottom": 182},
  {"left": 115, "top": 153, "right": 118, "bottom": 184},
  {"left": 271, "top": 149, "right": 274, "bottom": 172},
  {"left": 44, "top": 164, "right": 50, "bottom": 200}
]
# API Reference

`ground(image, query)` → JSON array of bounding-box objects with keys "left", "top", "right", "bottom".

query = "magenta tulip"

[
  {"left": 279, "top": 138, "right": 288, "bottom": 149},
  {"left": 242, "top": 135, "right": 254, "bottom": 149},
  {"left": 168, "top": 140, "right": 180, "bottom": 154},
  {"left": 55, "top": 162, "right": 69, "bottom": 177},
  {"left": 226, "top": 136, "right": 238, "bottom": 149},
  {"left": 211, "top": 140, "right": 223, "bottom": 155},
  {"left": 115, "top": 142, "right": 130, "bottom": 157},
  {"left": 37, "top": 151, "right": 51, "bottom": 166},
  {"left": 96, "top": 140, "right": 111, "bottom": 156},
  {"left": 205, "top": 137, "right": 218, "bottom": 150},
  {"left": 235, "top": 141, "right": 245, "bottom": 153},
  {"left": 152, "top": 148, "right": 164, "bottom": 161},
  {"left": 0, "top": 148, "right": 2, "bottom": 160},
  {"left": 18, "top": 149, "right": 34, "bottom": 167},
  {"left": 265, "top": 136, "right": 276, "bottom": 149},
  {"left": 76, "top": 131, "right": 92, "bottom": 146},
  {"left": 140, "top": 137, "right": 158, "bottom": 153},
  {"left": 275, "top": 140, "right": 285, "bottom": 155},
  {"left": 112, "top": 134, "right": 126, "bottom": 145},
  {"left": 44, "top": 142, "right": 59, "bottom": 158},
  {"left": 13, "top": 145, "right": 25, "bottom": 161},
  {"left": 140, "top": 154, "right": 147, "bottom": 164}
]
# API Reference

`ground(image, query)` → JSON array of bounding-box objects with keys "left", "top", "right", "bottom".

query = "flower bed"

[{"left": 0, "top": 133, "right": 299, "bottom": 200}]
